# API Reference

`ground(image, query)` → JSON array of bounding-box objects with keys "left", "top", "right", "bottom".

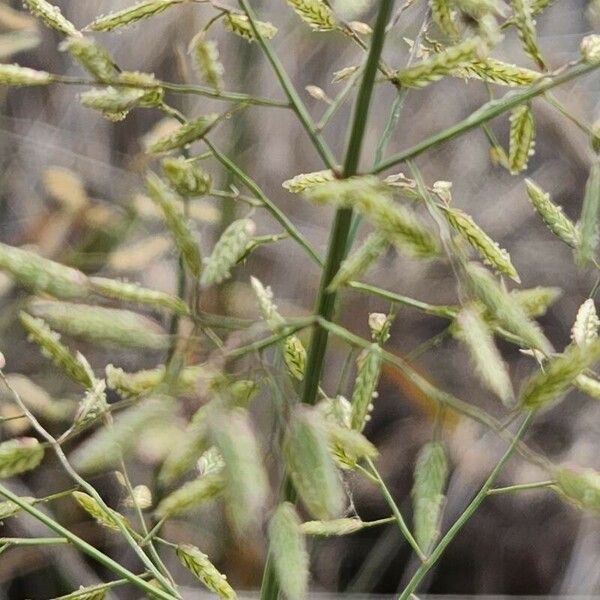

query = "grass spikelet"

[
  {"left": 0, "top": 64, "right": 53, "bottom": 86},
  {"left": 268, "top": 502, "right": 309, "bottom": 600},
  {"left": 525, "top": 179, "right": 579, "bottom": 248},
  {"left": 283, "top": 335, "right": 306, "bottom": 380},
  {"left": 24, "top": 0, "right": 79, "bottom": 37},
  {"left": 300, "top": 517, "right": 365, "bottom": 536},
  {"left": 331, "top": 66, "right": 358, "bottom": 83},
  {"left": 19, "top": 312, "right": 93, "bottom": 387},
  {"left": 26, "top": 299, "right": 168, "bottom": 350},
  {"left": 284, "top": 406, "right": 345, "bottom": 520},
  {"left": 163, "top": 157, "right": 212, "bottom": 197},
  {"left": 572, "top": 298, "right": 599, "bottom": 347},
  {"left": 0, "top": 497, "right": 34, "bottom": 521},
  {"left": 116, "top": 71, "right": 164, "bottom": 107},
  {"left": 49, "top": 583, "right": 112, "bottom": 599},
  {"left": 508, "top": 104, "right": 535, "bottom": 174},
  {"left": 581, "top": 34, "right": 600, "bottom": 64},
  {"left": 189, "top": 32, "right": 224, "bottom": 91},
  {"left": 155, "top": 472, "right": 226, "bottom": 517},
  {"left": 465, "top": 262, "right": 551, "bottom": 353},
  {"left": 576, "top": 162, "right": 600, "bottom": 267},
  {"left": 510, "top": 286, "right": 562, "bottom": 318},
  {"left": 574, "top": 373, "right": 600, "bottom": 399},
  {"left": 394, "top": 37, "right": 487, "bottom": 88},
  {"left": 74, "top": 377, "right": 109, "bottom": 428},
  {"left": 511, "top": 0, "right": 545, "bottom": 69},
  {"left": 210, "top": 408, "right": 269, "bottom": 534},
  {"left": 282, "top": 170, "right": 335, "bottom": 193},
  {"left": 59, "top": 37, "right": 117, "bottom": 82},
  {"left": 350, "top": 344, "right": 382, "bottom": 431},
  {"left": 453, "top": 58, "right": 541, "bottom": 86},
  {"left": 72, "top": 491, "right": 128, "bottom": 531},
  {"left": 520, "top": 339, "right": 600, "bottom": 410},
  {"left": 200, "top": 219, "right": 256, "bottom": 288},
  {"left": 412, "top": 442, "right": 448, "bottom": 554},
  {"left": 176, "top": 544, "right": 237, "bottom": 600},
  {"left": 149, "top": 115, "right": 218, "bottom": 154},
  {"left": 456, "top": 305, "right": 514, "bottom": 405},
  {"left": 0, "top": 242, "right": 89, "bottom": 299},
  {"left": 328, "top": 232, "right": 388, "bottom": 291},
  {"left": 442, "top": 206, "right": 520, "bottom": 282},
  {"left": 223, "top": 13, "right": 277, "bottom": 41},
  {"left": 325, "top": 421, "right": 378, "bottom": 469},
  {"left": 286, "top": 0, "right": 336, "bottom": 31},
  {"left": 90, "top": 276, "right": 188, "bottom": 315},
  {"left": 72, "top": 396, "right": 176, "bottom": 473},
  {"left": 87, "top": 0, "right": 185, "bottom": 31},
  {"left": 430, "top": 0, "right": 459, "bottom": 39},
  {"left": 0, "top": 438, "right": 44, "bottom": 478},
  {"left": 553, "top": 466, "right": 600, "bottom": 514},
  {"left": 145, "top": 173, "right": 202, "bottom": 278}
]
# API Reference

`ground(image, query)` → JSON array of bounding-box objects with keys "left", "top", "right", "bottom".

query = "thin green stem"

[
  {"left": 487, "top": 480, "right": 555, "bottom": 496},
  {"left": 317, "top": 67, "right": 362, "bottom": 132},
  {"left": 398, "top": 413, "right": 534, "bottom": 600},
  {"left": 0, "top": 537, "right": 69, "bottom": 546}
]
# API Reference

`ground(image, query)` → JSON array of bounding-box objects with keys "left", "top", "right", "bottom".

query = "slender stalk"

[
  {"left": 0, "top": 537, "right": 69, "bottom": 546},
  {"left": 398, "top": 413, "right": 534, "bottom": 600},
  {"left": 487, "top": 480, "right": 555, "bottom": 496}
]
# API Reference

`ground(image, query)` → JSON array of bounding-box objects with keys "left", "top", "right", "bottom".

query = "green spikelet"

[
  {"left": 576, "top": 162, "right": 600, "bottom": 267},
  {"left": 553, "top": 466, "right": 600, "bottom": 514},
  {"left": 72, "top": 491, "right": 128, "bottom": 531},
  {"left": 59, "top": 37, "right": 117, "bottom": 82},
  {"left": 210, "top": 409, "right": 269, "bottom": 534},
  {"left": 284, "top": 406, "right": 345, "bottom": 520},
  {"left": 74, "top": 377, "right": 109, "bottom": 429},
  {"left": 90, "top": 276, "right": 188, "bottom": 315},
  {"left": 412, "top": 442, "right": 448, "bottom": 554},
  {"left": 300, "top": 517, "right": 365, "bottom": 536},
  {"left": 571, "top": 298, "right": 599, "bottom": 347},
  {"left": 223, "top": 13, "right": 278, "bottom": 41},
  {"left": 49, "top": 584, "right": 110, "bottom": 599},
  {"left": 145, "top": 172, "right": 202, "bottom": 278},
  {"left": 574, "top": 373, "right": 600, "bottom": 399},
  {"left": 442, "top": 207, "right": 520, "bottom": 282},
  {"left": 80, "top": 87, "right": 147, "bottom": 121},
  {"left": 282, "top": 170, "right": 335, "bottom": 193},
  {"left": 0, "top": 64, "right": 53, "bottom": 86},
  {"left": 189, "top": 32, "right": 224, "bottom": 90},
  {"left": 328, "top": 232, "right": 388, "bottom": 291},
  {"left": 162, "top": 156, "right": 212, "bottom": 197},
  {"left": 394, "top": 37, "right": 487, "bottom": 88},
  {"left": 149, "top": 114, "right": 218, "bottom": 154},
  {"left": 350, "top": 344, "right": 382, "bottom": 431},
  {"left": 0, "top": 497, "right": 34, "bottom": 521},
  {"left": 456, "top": 305, "right": 514, "bottom": 405},
  {"left": 581, "top": 34, "right": 600, "bottom": 64},
  {"left": 116, "top": 71, "right": 164, "bottom": 107},
  {"left": 200, "top": 219, "right": 256, "bottom": 288},
  {"left": 510, "top": 286, "right": 562, "bottom": 318},
  {"left": 87, "top": 0, "right": 186, "bottom": 31},
  {"left": 465, "top": 262, "right": 551, "bottom": 353},
  {"left": 283, "top": 335, "right": 307, "bottom": 381},
  {"left": 325, "top": 421, "right": 378, "bottom": 469},
  {"left": 286, "top": 0, "right": 336, "bottom": 31},
  {"left": 26, "top": 299, "right": 168, "bottom": 350},
  {"left": 520, "top": 339, "right": 600, "bottom": 410},
  {"left": 525, "top": 179, "right": 579, "bottom": 248},
  {"left": 0, "top": 242, "right": 89, "bottom": 299},
  {"left": 19, "top": 313, "right": 93, "bottom": 387},
  {"left": 508, "top": 104, "right": 535, "bottom": 174},
  {"left": 24, "top": 0, "right": 79, "bottom": 36},
  {"left": 72, "top": 397, "right": 176, "bottom": 473},
  {"left": 511, "top": 0, "right": 545, "bottom": 69},
  {"left": 176, "top": 544, "right": 237, "bottom": 599},
  {"left": 155, "top": 471, "right": 226, "bottom": 517},
  {"left": 268, "top": 502, "right": 309, "bottom": 600},
  {"left": 0, "top": 438, "right": 44, "bottom": 478},
  {"left": 430, "top": 0, "right": 459, "bottom": 39},
  {"left": 453, "top": 58, "right": 541, "bottom": 86}
]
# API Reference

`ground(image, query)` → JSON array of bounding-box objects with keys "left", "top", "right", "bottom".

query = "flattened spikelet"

[
  {"left": 553, "top": 466, "right": 600, "bottom": 514},
  {"left": 26, "top": 299, "right": 168, "bottom": 350},
  {"left": 189, "top": 32, "right": 224, "bottom": 90},
  {"left": 80, "top": 87, "right": 147, "bottom": 121},
  {"left": 571, "top": 298, "right": 599, "bottom": 347},
  {"left": 87, "top": 0, "right": 185, "bottom": 31},
  {"left": 200, "top": 219, "right": 256, "bottom": 287},
  {"left": 0, "top": 497, "right": 34, "bottom": 521},
  {"left": 163, "top": 157, "right": 212, "bottom": 197},
  {"left": 508, "top": 104, "right": 535, "bottom": 174},
  {"left": 24, "top": 0, "right": 79, "bottom": 36},
  {"left": 350, "top": 344, "right": 381, "bottom": 431},
  {"left": 0, "top": 64, "right": 53, "bottom": 86},
  {"left": 520, "top": 339, "right": 600, "bottom": 410},
  {"left": 456, "top": 305, "right": 514, "bottom": 404},
  {"left": 325, "top": 421, "right": 378, "bottom": 469},
  {"left": 155, "top": 471, "right": 226, "bottom": 517},
  {"left": 60, "top": 37, "right": 117, "bottom": 82},
  {"left": 176, "top": 544, "right": 237, "bottom": 599},
  {"left": 576, "top": 162, "right": 600, "bottom": 267},
  {"left": 72, "top": 491, "right": 127, "bottom": 531},
  {"left": 283, "top": 335, "right": 306, "bottom": 381},
  {"left": 443, "top": 207, "right": 520, "bottom": 281},
  {"left": 149, "top": 115, "right": 218, "bottom": 154},
  {"left": 223, "top": 13, "right": 277, "bottom": 41},
  {"left": 284, "top": 406, "right": 345, "bottom": 520},
  {"left": 19, "top": 313, "right": 93, "bottom": 387},
  {"left": 430, "top": 0, "right": 459, "bottom": 39},
  {"left": 511, "top": 0, "right": 545, "bottom": 69},
  {"left": 301, "top": 517, "right": 365, "bottom": 536},
  {"left": 510, "top": 286, "right": 562, "bottom": 318},
  {"left": 574, "top": 373, "right": 600, "bottom": 399},
  {"left": 50, "top": 583, "right": 111, "bottom": 600},
  {"left": 287, "top": 0, "right": 336, "bottom": 31},
  {"left": 453, "top": 58, "right": 541, "bottom": 86},
  {"left": 0, "top": 437, "right": 44, "bottom": 478},
  {"left": 282, "top": 170, "right": 335, "bottom": 193},
  {"left": 525, "top": 179, "right": 579, "bottom": 248}
]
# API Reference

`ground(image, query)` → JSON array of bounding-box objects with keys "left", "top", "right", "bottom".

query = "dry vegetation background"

[{"left": 0, "top": 0, "right": 599, "bottom": 597}]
